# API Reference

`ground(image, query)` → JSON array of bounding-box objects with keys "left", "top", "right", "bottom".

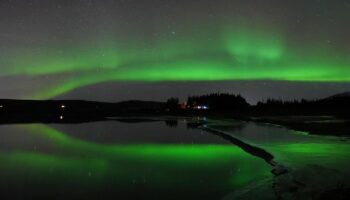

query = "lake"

[{"left": 0, "top": 117, "right": 349, "bottom": 199}]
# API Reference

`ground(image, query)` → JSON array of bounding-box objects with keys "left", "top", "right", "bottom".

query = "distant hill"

[{"left": 325, "top": 91, "right": 350, "bottom": 100}]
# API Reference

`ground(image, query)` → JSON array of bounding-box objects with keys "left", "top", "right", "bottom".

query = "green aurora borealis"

[
  {"left": 0, "top": 0, "right": 349, "bottom": 99},
  {"left": 8, "top": 27, "right": 350, "bottom": 99}
]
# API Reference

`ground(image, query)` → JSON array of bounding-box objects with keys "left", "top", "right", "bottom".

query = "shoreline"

[
  {"left": 247, "top": 115, "right": 350, "bottom": 137},
  {"left": 206, "top": 118, "right": 350, "bottom": 200}
]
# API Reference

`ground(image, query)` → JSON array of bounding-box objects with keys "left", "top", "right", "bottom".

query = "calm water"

[{"left": 0, "top": 117, "right": 349, "bottom": 199}]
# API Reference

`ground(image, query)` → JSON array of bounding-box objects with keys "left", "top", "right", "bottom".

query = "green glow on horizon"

[{"left": 1, "top": 23, "right": 349, "bottom": 99}]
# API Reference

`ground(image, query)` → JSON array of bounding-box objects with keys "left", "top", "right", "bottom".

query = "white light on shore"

[
  {"left": 60, "top": 115, "right": 64, "bottom": 120},
  {"left": 60, "top": 104, "right": 66, "bottom": 109}
]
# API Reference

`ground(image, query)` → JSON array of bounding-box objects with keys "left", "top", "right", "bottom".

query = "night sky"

[{"left": 0, "top": 0, "right": 349, "bottom": 104}]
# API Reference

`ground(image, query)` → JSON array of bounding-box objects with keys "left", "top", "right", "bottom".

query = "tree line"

[{"left": 165, "top": 93, "right": 350, "bottom": 117}]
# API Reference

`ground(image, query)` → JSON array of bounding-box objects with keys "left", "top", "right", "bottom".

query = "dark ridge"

[{"left": 325, "top": 91, "right": 350, "bottom": 99}]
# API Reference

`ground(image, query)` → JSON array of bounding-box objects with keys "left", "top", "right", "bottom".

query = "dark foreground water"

[{"left": 0, "top": 117, "right": 349, "bottom": 199}]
